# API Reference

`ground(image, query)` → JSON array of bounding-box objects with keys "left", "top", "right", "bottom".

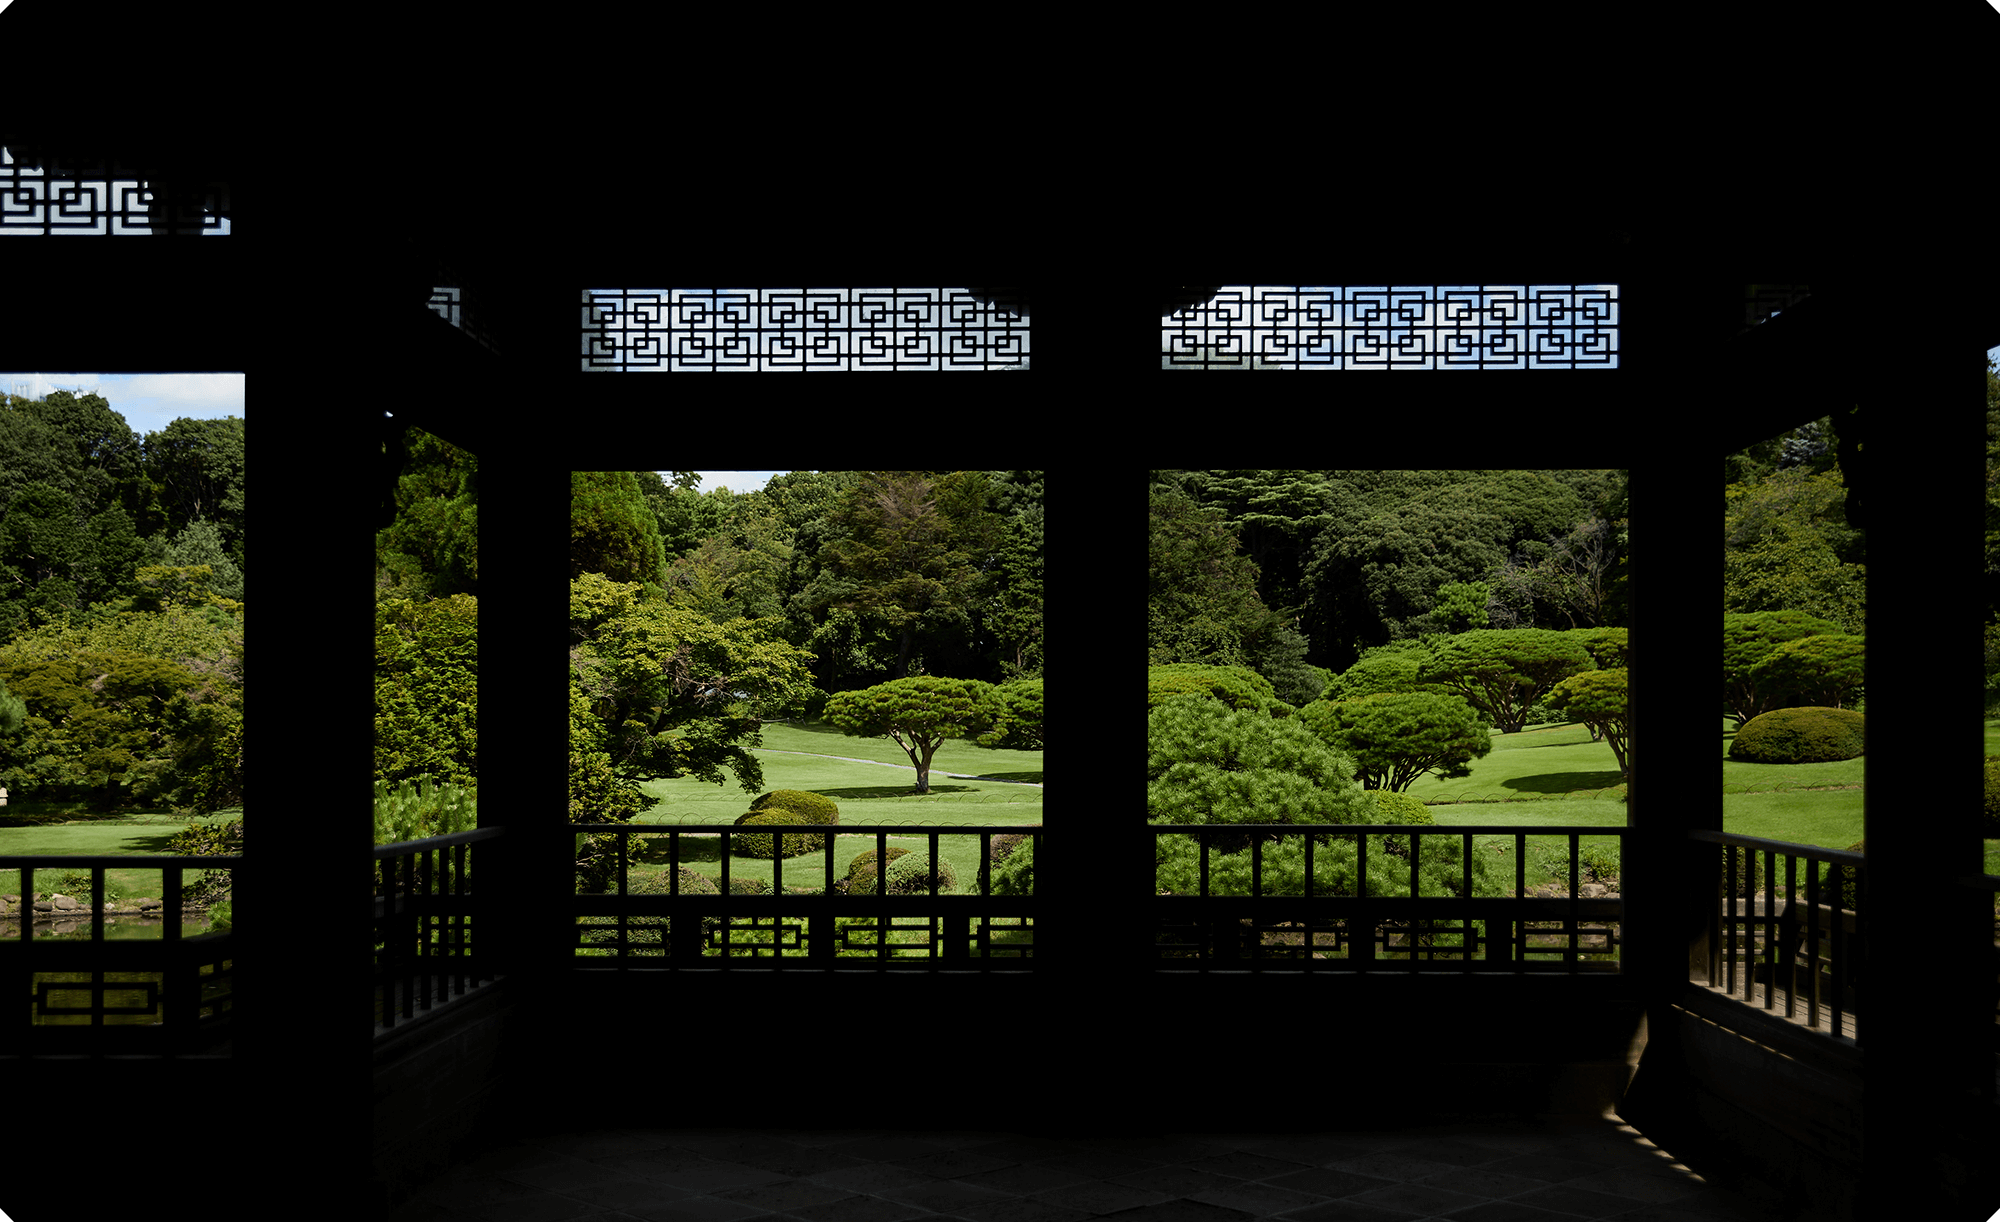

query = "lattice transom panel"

[
  {"left": 1162, "top": 285, "right": 1620, "bottom": 370},
  {"left": 582, "top": 288, "right": 1030, "bottom": 372},
  {"left": 0, "top": 145, "right": 229, "bottom": 235}
]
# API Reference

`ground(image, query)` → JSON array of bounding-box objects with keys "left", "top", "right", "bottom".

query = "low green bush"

[
  {"left": 730, "top": 809, "right": 824, "bottom": 859},
  {"left": 1729, "top": 706, "right": 1865, "bottom": 764},
  {"left": 885, "top": 852, "right": 957, "bottom": 895},
  {"left": 747, "top": 788, "right": 840, "bottom": 824},
  {"left": 989, "top": 826, "right": 1038, "bottom": 896},
  {"left": 839, "top": 846, "right": 911, "bottom": 895}
]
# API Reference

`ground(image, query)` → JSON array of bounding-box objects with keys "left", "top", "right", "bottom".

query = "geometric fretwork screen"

[
  {"left": 1162, "top": 284, "right": 1619, "bottom": 370},
  {"left": 582, "top": 288, "right": 1030, "bottom": 372},
  {"left": 0, "top": 145, "right": 229, "bottom": 236}
]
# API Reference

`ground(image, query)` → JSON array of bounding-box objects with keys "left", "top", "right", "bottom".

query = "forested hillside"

[
  {"left": 0, "top": 390, "right": 243, "bottom": 812},
  {"left": 1149, "top": 470, "right": 1629, "bottom": 703}
]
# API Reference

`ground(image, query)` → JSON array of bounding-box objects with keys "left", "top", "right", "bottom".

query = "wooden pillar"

[
  {"left": 235, "top": 405, "right": 375, "bottom": 1211},
  {"left": 1854, "top": 285, "right": 1995, "bottom": 1220}
]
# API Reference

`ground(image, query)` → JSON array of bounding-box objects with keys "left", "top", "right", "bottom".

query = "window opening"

[
  {"left": 1162, "top": 284, "right": 1619, "bottom": 370},
  {"left": 0, "top": 144, "right": 229, "bottom": 235},
  {"left": 582, "top": 288, "right": 1029, "bottom": 372}
]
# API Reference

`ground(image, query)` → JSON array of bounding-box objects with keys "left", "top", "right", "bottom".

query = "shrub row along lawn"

[{"left": 622, "top": 717, "right": 1044, "bottom": 895}]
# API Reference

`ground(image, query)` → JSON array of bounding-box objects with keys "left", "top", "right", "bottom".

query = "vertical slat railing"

[
  {"left": 1149, "top": 825, "right": 1627, "bottom": 972},
  {"left": 1691, "top": 830, "right": 1865, "bottom": 1045},
  {"left": 570, "top": 824, "right": 1037, "bottom": 968},
  {"left": 2, "top": 853, "right": 239, "bottom": 1051},
  {"left": 372, "top": 826, "right": 502, "bottom": 1032}
]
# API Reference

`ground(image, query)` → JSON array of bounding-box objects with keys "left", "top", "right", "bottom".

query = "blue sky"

[
  {"left": 1, "top": 372, "right": 243, "bottom": 434},
  {"left": 657, "top": 470, "right": 790, "bottom": 496},
  {"left": 586, "top": 290, "right": 1025, "bottom": 372},
  {"left": 0, "top": 145, "right": 229, "bottom": 236}
]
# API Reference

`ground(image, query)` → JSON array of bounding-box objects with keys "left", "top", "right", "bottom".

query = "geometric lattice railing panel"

[
  {"left": 1162, "top": 284, "right": 1619, "bottom": 370},
  {"left": 583, "top": 288, "right": 1030, "bottom": 372}
]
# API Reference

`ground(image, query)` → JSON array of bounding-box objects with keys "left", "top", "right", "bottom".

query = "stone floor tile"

[
  {"left": 1324, "top": 1152, "right": 1466, "bottom": 1183},
  {"left": 1260, "top": 1167, "right": 1398, "bottom": 1200},
  {"left": 1439, "top": 1201, "right": 1609, "bottom": 1222},
  {"left": 1344, "top": 1181, "right": 1493, "bottom": 1216},
  {"left": 1415, "top": 1166, "right": 1557, "bottom": 1200},
  {"left": 1187, "top": 1151, "right": 1317, "bottom": 1181},
  {"left": 1030, "top": 1178, "right": 1175, "bottom": 1215},
  {"left": 383, "top": 1121, "right": 1786, "bottom": 1222},
  {"left": 1100, "top": 1198, "right": 1259, "bottom": 1221},
  {"left": 1475, "top": 1152, "right": 1606, "bottom": 1184},
  {"left": 1276, "top": 1197, "right": 1432, "bottom": 1221},
  {"left": 1186, "top": 1177, "right": 1334, "bottom": 1215}
]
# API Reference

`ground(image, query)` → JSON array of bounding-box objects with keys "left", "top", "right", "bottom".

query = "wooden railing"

[
  {"left": 1, "top": 853, "right": 238, "bottom": 1053},
  {"left": 566, "top": 823, "right": 1037, "bottom": 970},
  {"left": 373, "top": 826, "right": 502, "bottom": 1032},
  {"left": 1692, "top": 830, "right": 1865, "bottom": 1043},
  {"left": 1151, "top": 824, "right": 1628, "bottom": 972}
]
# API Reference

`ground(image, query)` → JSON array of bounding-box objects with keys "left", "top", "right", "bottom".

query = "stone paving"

[{"left": 384, "top": 1116, "right": 1785, "bottom": 1221}]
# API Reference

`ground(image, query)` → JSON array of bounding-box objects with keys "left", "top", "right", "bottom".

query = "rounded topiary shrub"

[
  {"left": 730, "top": 809, "right": 824, "bottom": 859},
  {"left": 1370, "top": 789, "right": 1434, "bottom": 826},
  {"left": 1369, "top": 788, "right": 1434, "bottom": 858},
  {"left": 884, "top": 852, "right": 957, "bottom": 896},
  {"left": 748, "top": 789, "right": 840, "bottom": 825},
  {"left": 1729, "top": 705, "right": 1866, "bottom": 764},
  {"left": 839, "top": 846, "right": 911, "bottom": 895}
]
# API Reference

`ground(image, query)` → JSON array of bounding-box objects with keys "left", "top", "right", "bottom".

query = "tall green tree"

[
  {"left": 822, "top": 675, "right": 998, "bottom": 794},
  {"left": 568, "top": 572, "right": 818, "bottom": 799},
  {"left": 1723, "top": 464, "right": 1864, "bottom": 635},
  {"left": 1722, "top": 610, "right": 1842, "bottom": 726},
  {"left": 142, "top": 415, "right": 245, "bottom": 569},
  {"left": 1545, "top": 668, "right": 1630, "bottom": 781},
  {"left": 813, "top": 471, "right": 1001, "bottom": 680},
  {"left": 377, "top": 427, "right": 476, "bottom": 600},
  {"left": 1747, "top": 632, "right": 1864, "bottom": 710},
  {"left": 1420, "top": 628, "right": 1593, "bottom": 734},
  {"left": 1297, "top": 690, "right": 1493, "bottom": 792},
  {"left": 1147, "top": 482, "right": 1280, "bottom": 669},
  {"left": 571, "top": 471, "right": 667, "bottom": 588}
]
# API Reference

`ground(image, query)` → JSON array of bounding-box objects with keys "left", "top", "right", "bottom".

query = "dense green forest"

[
  {"left": 1146, "top": 470, "right": 1630, "bottom": 905},
  {"left": 1149, "top": 470, "right": 1630, "bottom": 702},
  {"left": 0, "top": 390, "right": 244, "bottom": 812},
  {"left": 568, "top": 471, "right": 1045, "bottom": 832}
]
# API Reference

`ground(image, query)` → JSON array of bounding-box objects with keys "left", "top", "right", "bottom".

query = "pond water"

[{"left": 1, "top": 911, "right": 218, "bottom": 940}]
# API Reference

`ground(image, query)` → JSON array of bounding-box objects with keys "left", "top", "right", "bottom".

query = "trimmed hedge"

[{"left": 1729, "top": 705, "right": 1866, "bottom": 764}]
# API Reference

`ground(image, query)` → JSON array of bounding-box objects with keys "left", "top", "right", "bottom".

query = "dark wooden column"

[
  {"left": 233, "top": 404, "right": 374, "bottom": 1212},
  {"left": 1853, "top": 291, "right": 1995, "bottom": 1220}
]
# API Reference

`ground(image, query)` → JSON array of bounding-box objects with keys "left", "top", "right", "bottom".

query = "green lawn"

[
  {"left": 0, "top": 804, "right": 241, "bottom": 905},
  {"left": 618, "top": 718, "right": 1043, "bottom": 893}
]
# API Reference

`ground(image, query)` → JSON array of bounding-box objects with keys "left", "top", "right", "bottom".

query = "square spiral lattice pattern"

[
  {"left": 1163, "top": 285, "right": 1619, "bottom": 370},
  {"left": 583, "top": 288, "right": 1029, "bottom": 372}
]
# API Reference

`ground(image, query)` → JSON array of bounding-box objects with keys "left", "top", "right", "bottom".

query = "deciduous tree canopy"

[{"left": 0, "top": 391, "right": 243, "bottom": 810}]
